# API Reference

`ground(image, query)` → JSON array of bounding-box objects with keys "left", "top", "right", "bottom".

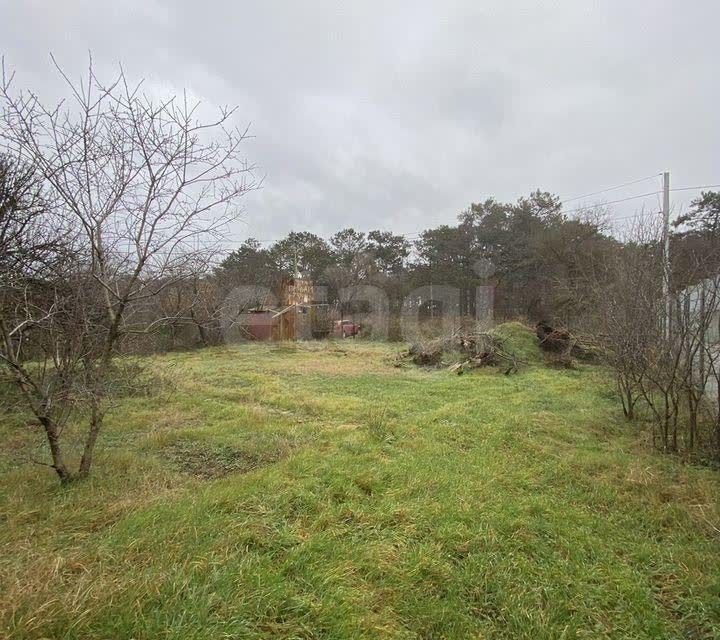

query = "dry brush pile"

[
  {"left": 535, "top": 321, "right": 601, "bottom": 367},
  {"left": 398, "top": 329, "right": 525, "bottom": 375},
  {"left": 398, "top": 321, "right": 600, "bottom": 377}
]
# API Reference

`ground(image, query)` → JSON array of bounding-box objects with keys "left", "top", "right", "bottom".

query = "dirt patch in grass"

[{"left": 160, "top": 440, "right": 290, "bottom": 479}]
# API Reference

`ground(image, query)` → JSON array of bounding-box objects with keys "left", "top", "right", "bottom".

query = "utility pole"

[{"left": 661, "top": 170, "right": 671, "bottom": 338}]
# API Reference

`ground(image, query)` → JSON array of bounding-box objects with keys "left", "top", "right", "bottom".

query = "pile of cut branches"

[
  {"left": 398, "top": 329, "right": 524, "bottom": 375},
  {"left": 406, "top": 340, "right": 445, "bottom": 366},
  {"left": 535, "top": 322, "right": 601, "bottom": 365},
  {"left": 448, "top": 330, "right": 524, "bottom": 375}
]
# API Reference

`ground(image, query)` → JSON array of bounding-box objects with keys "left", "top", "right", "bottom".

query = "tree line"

[{"left": 202, "top": 191, "right": 620, "bottom": 344}]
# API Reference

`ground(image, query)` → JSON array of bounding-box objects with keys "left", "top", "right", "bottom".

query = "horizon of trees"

[
  {"left": 217, "top": 188, "right": 720, "bottom": 325},
  {"left": 218, "top": 190, "right": 618, "bottom": 326}
]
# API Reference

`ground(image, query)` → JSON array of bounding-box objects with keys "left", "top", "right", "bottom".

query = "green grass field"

[{"left": 1, "top": 327, "right": 720, "bottom": 639}]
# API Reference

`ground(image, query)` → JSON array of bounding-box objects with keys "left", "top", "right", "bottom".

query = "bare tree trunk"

[
  {"left": 618, "top": 375, "right": 637, "bottom": 420},
  {"left": 38, "top": 415, "right": 72, "bottom": 483},
  {"left": 74, "top": 313, "right": 124, "bottom": 478},
  {"left": 686, "top": 388, "right": 699, "bottom": 451},
  {"left": 1, "top": 345, "right": 73, "bottom": 482},
  {"left": 78, "top": 401, "right": 103, "bottom": 478},
  {"left": 190, "top": 307, "right": 209, "bottom": 347}
]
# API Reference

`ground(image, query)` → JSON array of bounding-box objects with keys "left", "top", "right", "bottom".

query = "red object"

[
  {"left": 246, "top": 311, "right": 275, "bottom": 340},
  {"left": 333, "top": 319, "right": 360, "bottom": 338}
]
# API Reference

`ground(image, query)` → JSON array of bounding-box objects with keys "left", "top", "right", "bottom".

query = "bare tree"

[
  {"left": 152, "top": 259, "right": 225, "bottom": 350},
  {"left": 587, "top": 215, "right": 663, "bottom": 420},
  {"left": 0, "top": 56, "right": 256, "bottom": 482},
  {"left": 701, "top": 316, "right": 720, "bottom": 455},
  {"left": 672, "top": 273, "right": 720, "bottom": 455},
  {"left": 0, "top": 153, "right": 68, "bottom": 275},
  {"left": 587, "top": 210, "right": 720, "bottom": 460}
]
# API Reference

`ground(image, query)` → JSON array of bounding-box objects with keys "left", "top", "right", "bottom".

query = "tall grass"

[{"left": 1, "top": 335, "right": 719, "bottom": 638}]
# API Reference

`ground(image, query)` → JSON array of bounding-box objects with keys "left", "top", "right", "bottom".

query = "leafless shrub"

[
  {"left": 0, "top": 56, "right": 257, "bottom": 482},
  {"left": 586, "top": 214, "right": 664, "bottom": 421},
  {"left": 587, "top": 212, "right": 720, "bottom": 460}
]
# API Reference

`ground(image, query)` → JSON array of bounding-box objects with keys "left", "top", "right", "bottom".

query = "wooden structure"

[
  {"left": 241, "top": 275, "right": 324, "bottom": 341},
  {"left": 282, "top": 277, "right": 314, "bottom": 306}
]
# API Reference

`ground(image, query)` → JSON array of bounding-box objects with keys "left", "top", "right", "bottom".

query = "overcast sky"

[{"left": 1, "top": 1, "right": 718, "bottom": 248}]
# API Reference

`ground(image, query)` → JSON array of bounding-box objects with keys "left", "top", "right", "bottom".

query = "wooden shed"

[{"left": 239, "top": 274, "right": 327, "bottom": 342}]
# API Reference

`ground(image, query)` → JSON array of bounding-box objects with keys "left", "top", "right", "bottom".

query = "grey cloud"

[{"left": 1, "top": 0, "right": 718, "bottom": 245}]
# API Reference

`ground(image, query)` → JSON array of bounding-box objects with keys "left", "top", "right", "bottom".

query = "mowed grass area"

[{"left": 1, "top": 330, "right": 720, "bottom": 639}]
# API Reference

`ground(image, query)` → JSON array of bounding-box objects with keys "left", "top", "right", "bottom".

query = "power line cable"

[
  {"left": 561, "top": 173, "right": 662, "bottom": 204},
  {"left": 561, "top": 184, "right": 719, "bottom": 218},
  {"left": 561, "top": 190, "right": 661, "bottom": 216},
  {"left": 670, "top": 184, "right": 720, "bottom": 192}
]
